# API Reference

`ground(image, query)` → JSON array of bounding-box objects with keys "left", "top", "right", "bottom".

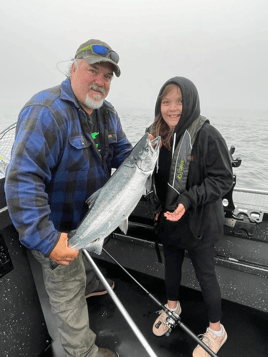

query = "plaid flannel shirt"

[{"left": 5, "top": 78, "right": 132, "bottom": 256}]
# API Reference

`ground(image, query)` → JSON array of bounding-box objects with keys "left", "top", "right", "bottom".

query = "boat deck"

[{"left": 30, "top": 255, "right": 268, "bottom": 357}]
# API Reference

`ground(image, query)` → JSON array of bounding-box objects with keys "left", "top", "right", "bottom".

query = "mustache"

[{"left": 89, "top": 84, "right": 105, "bottom": 95}]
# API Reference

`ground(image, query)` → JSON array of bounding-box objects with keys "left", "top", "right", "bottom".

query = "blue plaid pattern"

[{"left": 5, "top": 78, "right": 132, "bottom": 256}]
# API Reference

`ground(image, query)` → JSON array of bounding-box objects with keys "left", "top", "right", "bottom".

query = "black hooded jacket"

[{"left": 149, "top": 77, "right": 233, "bottom": 249}]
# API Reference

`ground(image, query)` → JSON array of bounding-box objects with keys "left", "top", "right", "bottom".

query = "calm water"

[{"left": 1, "top": 107, "right": 267, "bottom": 191}]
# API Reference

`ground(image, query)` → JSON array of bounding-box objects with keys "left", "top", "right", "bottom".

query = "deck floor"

[{"left": 30, "top": 255, "right": 268, "bottom": 357}]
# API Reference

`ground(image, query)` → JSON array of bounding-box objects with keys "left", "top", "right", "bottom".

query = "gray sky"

[{"left": 1, "top": 0, "right": 268, "bottom": 115}]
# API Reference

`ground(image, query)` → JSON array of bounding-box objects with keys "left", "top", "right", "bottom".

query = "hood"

[{"left": 155, "top": 77, "right": 201, "bottom": 141}]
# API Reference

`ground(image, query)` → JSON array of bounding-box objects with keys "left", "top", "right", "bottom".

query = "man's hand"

[
  {"left": 164, "top": 203, "right": 185, "bottom": 222},
  {"left": 49, "top": 233, "right": 79, "bottom": 266}
]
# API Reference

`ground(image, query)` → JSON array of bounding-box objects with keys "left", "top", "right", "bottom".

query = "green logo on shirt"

[
  {"left": 91, "top": 132, "right": 100, "bottom": 151},
  {"left": 91, "top": 132, "right": 99, "bottom": 140},
  {"left": 177, "top": 160, "right": 184, "bottom": 179}
]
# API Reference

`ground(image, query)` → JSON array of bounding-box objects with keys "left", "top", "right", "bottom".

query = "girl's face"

[{"left": 161, "top": 86, "right": 183, "bottom": 128}]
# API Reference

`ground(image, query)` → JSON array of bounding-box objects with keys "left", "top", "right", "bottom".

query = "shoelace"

[{"left": 197, "top": 331, "right": 214, "bottom": 348}]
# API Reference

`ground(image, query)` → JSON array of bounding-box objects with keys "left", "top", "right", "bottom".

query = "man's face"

[{"left": 70, "top": 59, "right": 114, "bottom": 113}]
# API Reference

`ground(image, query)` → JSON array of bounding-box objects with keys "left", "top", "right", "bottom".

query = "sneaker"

[
  {"left": 85, "top": 279, "right": 115, "bottom": 298},
  {"left": 95, "top": 347, "right": 119, "bottom": 357},
  {"left": 192, "top": 325, "right": 227, "bottom": 357},
  {"left": 152, "top": 302, "right": 182, "bottom": 336}
]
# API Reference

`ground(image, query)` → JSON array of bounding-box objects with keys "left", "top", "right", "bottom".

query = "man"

[{"left": 5, "top": 39, "right": 132, "bottom": 357}]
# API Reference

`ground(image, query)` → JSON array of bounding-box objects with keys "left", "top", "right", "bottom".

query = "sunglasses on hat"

[{"left": 76, "top": 44, "right": 119, "bottom": 64}]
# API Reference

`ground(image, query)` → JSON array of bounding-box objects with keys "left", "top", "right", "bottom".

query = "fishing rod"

[
  {"left": 102, "top": 247, "right": 218, "bottom": 357},
  {"left": 82, "top": 249, "right": 159, "bottom": 357}
]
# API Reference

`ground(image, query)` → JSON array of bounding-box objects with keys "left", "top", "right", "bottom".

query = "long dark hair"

[
  {"left": 151, "top": 83, "right": 179, "bottom": 150},
  {"left": 152, "top": 77, "right": 201, "bottom": 149}
]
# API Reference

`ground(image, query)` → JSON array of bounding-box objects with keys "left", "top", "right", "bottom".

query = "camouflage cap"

[{"left": 75, "top": 39, "right": 121, "bottom": 77}]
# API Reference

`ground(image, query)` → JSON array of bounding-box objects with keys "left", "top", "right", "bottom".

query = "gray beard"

[{"left": 84, "top": 95, "right": 104, "bottom": 109}]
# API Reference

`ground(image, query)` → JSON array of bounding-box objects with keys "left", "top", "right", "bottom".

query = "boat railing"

[
  {"left": 234, "top": 187, "right": 268, "bottom": 195},
  {"left": 0, "top": 122, "right": 16, "bottom": 177}
]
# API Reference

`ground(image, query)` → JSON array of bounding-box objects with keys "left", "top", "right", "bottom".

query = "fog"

[{"left": 1, "top": 0, "right": 267, "bottom": 115}]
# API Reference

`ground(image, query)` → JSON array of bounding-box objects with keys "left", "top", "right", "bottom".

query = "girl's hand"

[{"left": 164, "top": 203, "right": 185, "bottom": 222}]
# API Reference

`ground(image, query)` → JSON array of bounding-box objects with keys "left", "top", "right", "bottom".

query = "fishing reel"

[{"left": 155, "top": 309, "right": 181, "bottom": 336}]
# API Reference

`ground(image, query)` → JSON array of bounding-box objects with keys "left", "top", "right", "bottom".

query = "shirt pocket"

[
  {"left": 67, "top": 136, "right": 91, "bottom": 172},
  {"left": 69, "top": 136, "right": 91, "bottom": 149}
]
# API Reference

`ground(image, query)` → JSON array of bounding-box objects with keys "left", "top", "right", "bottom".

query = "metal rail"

[
  {"left": 82, "top": 249, "right": 159, "bottom": 357},
  {"left": 234, "top": 187, "right": 268, "bottom": 195}
]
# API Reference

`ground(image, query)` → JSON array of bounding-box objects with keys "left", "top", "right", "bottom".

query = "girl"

[{"left": 148, "top": 77, "right": 233, "bottom": 357}]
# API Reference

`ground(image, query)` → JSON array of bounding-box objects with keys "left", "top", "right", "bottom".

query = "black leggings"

[{"left": 163, "top": 244, "right": 222, "bottom": 323}]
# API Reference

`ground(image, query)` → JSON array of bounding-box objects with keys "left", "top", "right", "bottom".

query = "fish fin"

[
  {"left": 85, "top": 238, "right": 104, "bottom": 255},
  {"left": 119, "top": 219, "right": 128, "bottom": 234},
  {"left": 145, "top": 175, "right": 152, "bottom": 195},
  {"left": 67, "top": 229, "right": 76, "bottom": 239},
  {"left": 85, "top": 188, "right": 102, "bottom": 209}
]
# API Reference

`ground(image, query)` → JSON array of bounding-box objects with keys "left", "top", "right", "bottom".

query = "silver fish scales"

[{"left": 68, "top": 132, "right": 161, "bottom": 253}]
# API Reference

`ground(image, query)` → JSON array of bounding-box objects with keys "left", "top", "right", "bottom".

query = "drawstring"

[{"left": 172, "top": 133, "right": 176, "bottom": 159}]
